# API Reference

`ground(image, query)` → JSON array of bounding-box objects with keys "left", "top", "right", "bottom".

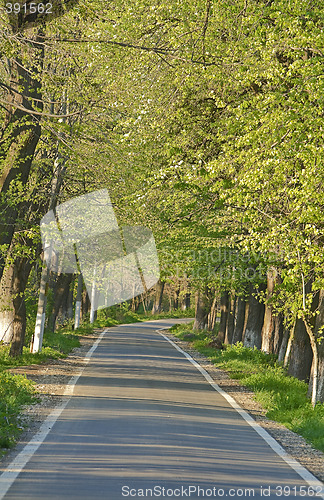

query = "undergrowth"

[
  {"left": 0, "top": 371, "right": 36, "bottom": 455},
  {"left": 170, "top": 322, "right": 324, "bottom": 453}
]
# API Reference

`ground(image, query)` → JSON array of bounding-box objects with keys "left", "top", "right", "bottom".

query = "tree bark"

[
  {"left": 174, "top": 285, "right": 180, "bottom": 310},
  {"left": 67, "top": 278, "right": 74, "bottom": 320},
  {"left": 152, "top": 279, "right": 165, "bottom": 314},
  {"left": 193, "top": 289, "right": 209, "bottom": 330},
  {"left": 56, "top": 274, "right": 74, "bottom": 328},
  {"left": 81, "top": 288, "right": 90, "bottom": 318},
  {"left": 30, "top": 265, "right": 49, "bottom": 352},
  {"left": 9, "top": 257, "right": 33, "bottom": 356},
  {"left": 243, "top": 285, "right": 265, "bottom": 349},
  {"left": 184, "top": 292, "right": 191, "bottom": 310},
  {"left": 47, "top": 273, "right": 73, "bottom": 331},
  {"left": 168, "top": 286, "right": 173, "bottom": 312},
  {"left": 287, "top": 318, "right": 313, "bottom": 382},
  {"left": 206, "top": 294, "right": 217, "bottom": 332},
  {"left": 74, "top": 274, "right": 83, "bottom": 329},
  {"left": 261, "top": 310, "right": 284, "bottom": 354},
  {"left": 217, "top": 290, "right": 229, "bottom": 343},
  {"left": 261, "top": 270, "right": 283, "bottom": 354},
  {"left": 307, "top": 289, "right": 324, "bottom": 404},
  {"left": 232, "top": 296, "right": 246, "bottom": 344},
  {"left": 0, "top": 32, "right": 44, "bottom": 281},
  {"left": 225, "top": 295, "right": 236, "bottom": 345},
  {"left": 0, "top": 261, "right": 15, "bottom": 343},
  {"left": 90, "top": 264, "right": 98, "bottom": 324},
  {"left": 277, "top": 326, "right": 290, "bottom": 365}
]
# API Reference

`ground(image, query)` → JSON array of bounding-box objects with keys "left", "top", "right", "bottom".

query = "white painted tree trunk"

[
  {"left": 31, "top": 265, "right": 49, "bottom": 353},
  {"left": 90, "top": 265, "right": 97, "bottom": 324},
  {"left": 31, "top": 143, "right": 68, "bottom": 352},
  {"left": 0, "top": 260, "right": 15, "bottom": 343},
  {"left": 74, "top": 274, "right": 83, "bottom": 329}
]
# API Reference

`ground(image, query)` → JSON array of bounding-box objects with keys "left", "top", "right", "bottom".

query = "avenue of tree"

[{"left": 0, "top": 0, "right": 324, "bottom": 405}]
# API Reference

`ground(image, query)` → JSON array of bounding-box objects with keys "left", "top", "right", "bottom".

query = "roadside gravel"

[{"left": 0, "top": 327, "right": 323, "bottom": 484}]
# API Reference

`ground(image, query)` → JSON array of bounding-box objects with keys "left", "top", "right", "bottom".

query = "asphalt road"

[{"left": 0, "top": 320, "right": 323, "bottom": 500}]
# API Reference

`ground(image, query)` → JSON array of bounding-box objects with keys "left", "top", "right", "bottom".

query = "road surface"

[{"left": 0, "top": 320, "right": 323, "bottom": 500}]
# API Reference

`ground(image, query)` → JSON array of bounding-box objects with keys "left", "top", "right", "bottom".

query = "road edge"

[
  {"left": 158, "top": 328, "right": 324, "bottom": 498},
  {"left": 0, "top": 329, "right": 107, "bottom": 500}
]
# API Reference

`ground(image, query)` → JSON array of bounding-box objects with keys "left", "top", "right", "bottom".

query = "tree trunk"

[
  {"left": 182, "top": 290, "right": 191, "bottom": 310},
  {"left": 47, "top": 273, "right": 73, "bottom": 331},
  {"left": 0, "top": 33, "right": 44, "bottom": 281},
  {"left": 174, "top": 285, "right": 180, "bottom": 310},
  {"left": 152, "top": 280, "right": 165, "bottom": 315},
  {"left": 261, "top": 270, "right": 283, "bottom": 354},
  {"left": 311, "top": 334, "right": 324, "bottom": 404},
  {"left": 261, "top": 311, "right": 284, "bottom": 354},
  {"left": 217, "top": 290, "right": 229, "bottom": 343},
  {"left": 67, "top": 278, "right": 74, "bottom": 320},
  {"left": 307, "top": 289, "right": 324, "bottom": 404},
  {"left": 0, "top": 261, "right": 15, "bottom": 343},
  {"left": 138, "top": 292, "right": 147, "bottom": 315},
  {"left": 242, "top": 301, "right": 249, "bottom": 342},
  {"left": 287, "top": 318, "right": 313, "bottom": 382},
  {"left": 168, "top": 287, "right": 173, "bottom": 312},
  {"left": 181, "top": 274, "right": 190, "bottom": 310},
  {"left": 243, "top": 285, "right": 265, "bottom": 349},
  {"left": 225, "top": 295, "right": 236, "bottom": 345},
  {"left": 232, "top": 297, "right": 246, "bottom": 344},
  {"left": 56, "top": 274, "right": 74, "bottom": 328},
  {"left": 184, "top": 292, "right": 191, "bottom": 310},
  {"left": 81, "top": 288, "right": 90, "bottom": 318},
  {"left": 277, "top": 326, "right": 290, "bottom": 365},
  {"left": 9, "top": 257, "right": 32, "bottom": 357},
  {"left": 74, "top": 274, "right": 83, "bottom": 329},
  {"left": 193, "top": 289, "right": 209, "bottom": 330},
  {"left": 30, "top": 266, "right": 49, "bottom": 352},
  {"left": 206, "top": 294, "right": 217, "bottom": 332},
  {"left": 9, "top": 293, "right": 27, "bottom": 357},
  {"left": 90, "top": 269, "right": 97, "bottom": 324}
]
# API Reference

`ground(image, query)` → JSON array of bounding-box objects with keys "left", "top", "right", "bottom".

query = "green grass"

[
  {"left": 0, "top": 371, "right": 36, "bottom": 454},
  {"left": 142, "top": 308, "right": 195, "bottom": 320},
  {"left": 0, "top": 325, "right": 84, "bottom": 455},
  {"left": 170, "top": 322, "right": 324, "bottom": 453}
]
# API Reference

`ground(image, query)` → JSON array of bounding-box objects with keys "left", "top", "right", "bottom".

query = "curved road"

[{"left": 0, "top": 320, "right": 323, "bottom": 500}]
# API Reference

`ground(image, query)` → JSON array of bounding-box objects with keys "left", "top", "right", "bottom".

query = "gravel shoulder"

[{"left": 1, "top": 327, "right": 323, "bottom": 484}]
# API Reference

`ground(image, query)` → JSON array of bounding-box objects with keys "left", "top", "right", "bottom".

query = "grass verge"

[
  {"left": 0, "top": 371, "right": 36, "bottom": 456},
  {"left": 170, "top": 322, "right": 324, "bottom": 453}
]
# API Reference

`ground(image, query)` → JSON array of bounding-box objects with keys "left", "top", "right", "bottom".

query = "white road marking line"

[
  {"left": 158, "top": 329, "right": 324, "bottom": 498},
  {"left": 0, "top": 329, "right": 107, "bottom": 500}
]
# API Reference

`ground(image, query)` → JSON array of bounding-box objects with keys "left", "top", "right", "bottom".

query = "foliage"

[{"left": 1, "top": 0, "right": 324, "bottom": 449}]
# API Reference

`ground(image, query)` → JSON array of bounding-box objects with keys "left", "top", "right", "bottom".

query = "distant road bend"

[{"left": 0, "top": 319, "right": 323, "bottom": 500}]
